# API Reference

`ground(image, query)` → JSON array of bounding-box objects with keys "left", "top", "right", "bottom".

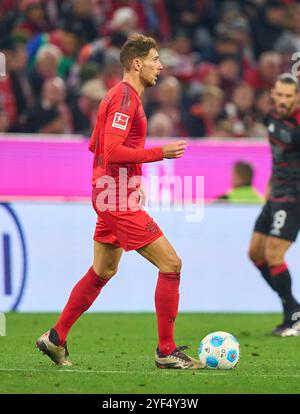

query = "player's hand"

[{"left": 162, "top": 141, "right": 187, "bottom": 159}]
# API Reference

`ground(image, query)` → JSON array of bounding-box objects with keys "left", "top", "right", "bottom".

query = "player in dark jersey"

[
  {"left": 36, "top": 34, "right": 203, "bottom": 369},
  {"left": 248, "top": 73, "right": 300, "bottom": 336}
]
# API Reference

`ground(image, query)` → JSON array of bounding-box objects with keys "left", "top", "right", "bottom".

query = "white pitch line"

[
  {"left": 0, "top": 368, "right": 225, "bottom": 376},
  {"left": 1, "top": 368, "right": 300, "bottom": 378}
]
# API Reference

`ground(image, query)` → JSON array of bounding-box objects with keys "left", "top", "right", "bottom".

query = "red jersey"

[{"left": 89, "top": 81, "right": 163, "bottom": 189}]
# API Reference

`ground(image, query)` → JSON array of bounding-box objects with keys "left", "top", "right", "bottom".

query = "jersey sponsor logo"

[{"left": 112, "top": 112, "right": 129, "bottom": 131}]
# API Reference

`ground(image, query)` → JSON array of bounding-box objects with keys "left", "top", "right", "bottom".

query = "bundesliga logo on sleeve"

[{"left": 112, "top": 112, "right": 129, "bottom": 131}]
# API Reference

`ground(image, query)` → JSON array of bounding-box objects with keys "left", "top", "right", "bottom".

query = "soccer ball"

[{"left": 198, "top": 331, "right": 240, "bottom": 369}]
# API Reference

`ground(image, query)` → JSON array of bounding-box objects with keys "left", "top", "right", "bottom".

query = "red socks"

[
  {"left": 155, "top": 271, "right": 180, "bottom": 356},
  {"left": 269, "top": 263, "right": 288, "bottom": 276},
  {"left": 54, "top": 267, "right": 181, "bottom": 352},
  {"left": 54, "top": 267, "right": 109, "bottom": 345}
]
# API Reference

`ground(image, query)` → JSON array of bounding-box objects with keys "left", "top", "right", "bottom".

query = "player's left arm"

[{"left": 104, "top": 93, "right": 163, "bottom": 164}]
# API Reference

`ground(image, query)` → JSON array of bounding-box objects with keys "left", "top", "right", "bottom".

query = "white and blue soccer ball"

[{"left": 198, "top": 331, "right": 240, "bottom": 369}]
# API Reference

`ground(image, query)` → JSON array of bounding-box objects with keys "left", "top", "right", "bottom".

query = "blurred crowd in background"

[{"left": 0, "top": 0, "right": 299, "bottom": 138}]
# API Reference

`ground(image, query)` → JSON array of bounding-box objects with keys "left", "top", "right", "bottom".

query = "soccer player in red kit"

[{"left": 36, "top": 34, "right": 203, "bottom": 369}]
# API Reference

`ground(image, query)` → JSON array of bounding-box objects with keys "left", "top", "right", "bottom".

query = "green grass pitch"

[{"left": 1, "top": 312, "right": 300, "bottom": 394}]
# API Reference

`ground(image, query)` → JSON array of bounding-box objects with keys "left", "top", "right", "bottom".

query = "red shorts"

[{"left": 92, "top": 191, "right": 163, "bottom": 251}]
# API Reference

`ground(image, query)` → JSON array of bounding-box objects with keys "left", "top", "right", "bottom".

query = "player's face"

[
  {"left": 271, "top": 81, "right": 299, "bottom": 118},
  {"left": 139, "top": 48, "right": 163, "bottom": 88}
]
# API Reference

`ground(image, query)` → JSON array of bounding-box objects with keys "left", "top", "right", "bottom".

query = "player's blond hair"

[{"left": 120, "top": 34, "right": 157, "bottom": 70}]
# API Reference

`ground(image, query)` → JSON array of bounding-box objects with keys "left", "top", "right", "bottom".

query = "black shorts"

[{"left": 254, "top": 200, "right": 300, "bottom": 242}]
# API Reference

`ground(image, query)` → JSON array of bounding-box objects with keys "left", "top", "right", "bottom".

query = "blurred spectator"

[
  {"left": 48, "top": 76, "right": 73, "bottom": 133},
  {"left": 52, "top": 19, "right": 85, "bottom": 57},
  {"left": 171, "top": 34, "right": 197, "bottom": 82},
  {"left": 26, "top": 17, "right": 86, "bottom": 79},
  {"left": 165, "top": 0, "right": 217, "bottom": 38},
  {"left": 195, "top": 63, "right": 220, "bottom": 87},
  {"left": 253, "top": 89, "right": 272, "bottom": 121},
  {"left": 158, "top": 47, "right": 180, "bottom": 78},
  {"left": 147, "top": 76, "right": 185, "bottom": 137},
  {"left": 218, "top": 54, "right": 241, "bottom": 101},
  {"left": 185, "top": 85, "right": 224, "bottom": 138},
  {"left": 0, "top": 1, "right": 19, "bottom": 39},
  {"left": 70, "top": 78, "right": 106, "bottom": 136},
  {"left": 273, "top": 3, "right": 300, "bottom": 57},
  {"left": 251, "top": 88, "right": 272, "bottom": 138},
  {"left": 16, "top": 77, "right": 70, "bottom": 134},
  {"left": 138, "top": 0, "right": 171, "bottom": 41},
  {"left": 217, "top": 160, "right": 264, "bottom": 203},
  {"left": 13, "top": 0, "right": 51, "bottom": 40},
  {"left": 186, "top": 62, "right": 220, "bottom": 104},
  {"left": 68, "top": 33, "right": 124, "bottom": 92},
  {"left": 59, "top": 0, "right": 99, "bottom": 42},
  {"left": 102, "top": 48, "right": 123, "bottom": 89},
  {"left": 0, "top": 37, "right": 33, "bottom": 129},
  {"left": 100, "top": 0, "right": 146, "bottom": 35},
  {"left": 193, "top": 27, "right": 214, "bottom": 62},
  {"left": 215, "top": 6, "right": 254, "bottom": 69},
  {"left": 251, "top": 0, "right": 285, "bottom": 58},
  {"left": 211, "top": 34, "right": 241, "bottom": 63},
  {"left": 244, "top": 51, "right": 282, "bottom": 90},
  {"left": 10, "top": 40, "right": 34, "bottom": 116},
  {"left": 223, "top": 82, "right": 255, "bottom": 137},
  {"left": 148, "top": 112, "right": 173, "bottom": 137},
  {"left": 29, "top": 44, "right": 63, "bottom": 97},
  {"left": 0, "top": 0, "right": 296, "bottom": 139},
  {"left": 108, "top": 6, "right": 139, "bottom": 37}
]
